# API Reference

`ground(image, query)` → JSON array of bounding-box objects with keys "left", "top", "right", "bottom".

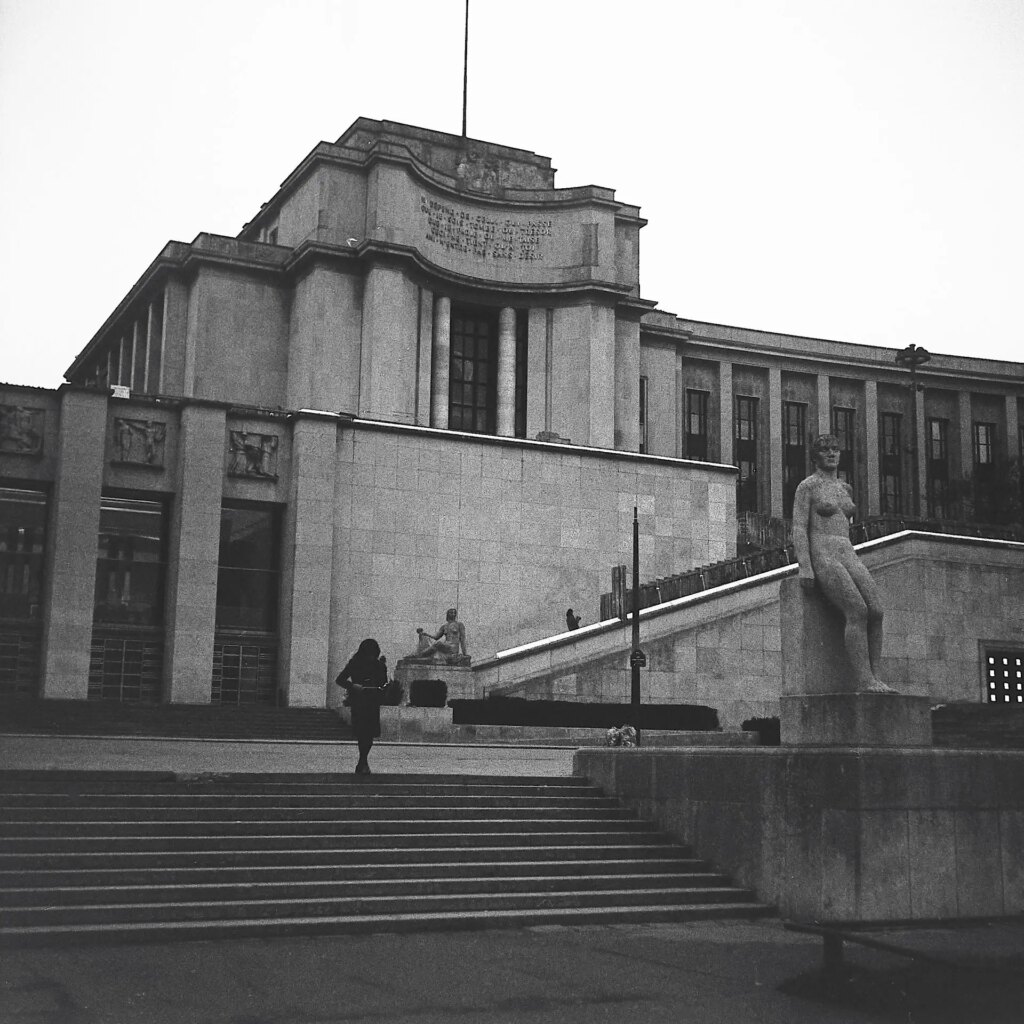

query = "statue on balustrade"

[
  {"left": 410, "top": 607, "right": 470, "bottom": 665},
  {"left": 792, "top": 434, "right": 894, "bottom": 693}
]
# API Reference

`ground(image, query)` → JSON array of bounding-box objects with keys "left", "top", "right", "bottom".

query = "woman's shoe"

[{"left": 355, "top": 760, "right": 370, "bottom": 775}]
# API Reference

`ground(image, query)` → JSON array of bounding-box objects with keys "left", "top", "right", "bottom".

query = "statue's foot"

[{"left": 864, "top": 679, "right": 895, "bottom": 694}]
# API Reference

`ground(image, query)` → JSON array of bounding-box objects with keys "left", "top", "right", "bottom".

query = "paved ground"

[
  {"left": 0, "top": 735, "right": 576, "bottom": 777},
  {"left": 2, "top": 919, "right": 1022, "bottom": 1024}
]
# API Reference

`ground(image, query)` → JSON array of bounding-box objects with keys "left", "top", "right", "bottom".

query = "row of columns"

[{"left": 712, "top": 363, "right": 1021, "bottom": 520}]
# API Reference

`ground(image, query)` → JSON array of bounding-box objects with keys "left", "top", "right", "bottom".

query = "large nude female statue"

[{"left": 792, "top": 434, "right": 893, "bottom": 693}]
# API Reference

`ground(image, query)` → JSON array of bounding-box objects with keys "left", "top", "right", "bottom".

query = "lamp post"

[
  {"left": 629, "top": 506, "right": 645, "bottom": 745},
  {"left": 894, "top": 344, "right": 931, "bottom": 520}
]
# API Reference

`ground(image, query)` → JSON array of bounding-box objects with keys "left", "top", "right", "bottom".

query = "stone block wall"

[{"left": 328, "top": 421, "right": 735, "bottom": 692}]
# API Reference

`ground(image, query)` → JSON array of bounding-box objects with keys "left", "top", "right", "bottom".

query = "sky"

[{"left": 1, "top": 0, "right": 1022, "bottom": 389}]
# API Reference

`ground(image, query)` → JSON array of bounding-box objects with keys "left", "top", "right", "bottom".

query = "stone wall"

[{"left": 328, "top": 420, "right": 735, "bottom": 696}]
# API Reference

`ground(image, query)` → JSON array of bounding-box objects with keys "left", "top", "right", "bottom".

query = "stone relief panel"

[
  {"left": 228, "top": 431, "right": 279, "bottom": 480},
  {"left": 0, "top": 405, "right": 44, "bottom": 457},
  {"left": 113, "top": 418, "right": 166, "bottom": 467}
]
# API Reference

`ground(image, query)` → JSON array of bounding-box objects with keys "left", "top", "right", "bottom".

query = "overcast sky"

[{"left": 1, "top": 0, "right": 1021, "bottom": 389}]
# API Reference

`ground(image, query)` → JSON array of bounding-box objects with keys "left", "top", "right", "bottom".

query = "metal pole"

[
  {"left": 630, "top": 506, "right": 643, "bottom": 745},
  {"left": 910, "top": 362, "right": 920, "bottom": 520},
  {"left": 462, "top": 0, "right": 469, "bottom": 137}
]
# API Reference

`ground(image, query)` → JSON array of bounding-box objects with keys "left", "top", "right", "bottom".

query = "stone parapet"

[{"left": 780, "top": 693, "right": 933, "bottom": 747}]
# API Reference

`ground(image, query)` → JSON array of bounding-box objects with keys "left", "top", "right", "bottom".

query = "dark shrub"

[
  {"left": 450, "top": 699, "right": 719, "bottom": 731},
  {"left": 742, "top": 716, "right": 780, "bottom": 745},
  {"left": 409, "top": 678, "right": 448, "bottom": 708}
]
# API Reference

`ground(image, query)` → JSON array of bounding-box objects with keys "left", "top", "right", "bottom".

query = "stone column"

[
  {"left": 816, "top": 374, "right": 831, "bottom": 436},
  {"left": 164, "top": 404, "right": 225, "bottom": 704},
  {"left": 957, "top": 390, "right": 973, "bottom": 482},
  {"left": 280, "top": 412, "right": 337, "bottom": 707},
  {"left": 768, "top": 366, "right": 783, "bottom": 517},
  {"left": 416, "top": 288, "right": 434, "bottom": 426},
  {"left": 431, "top": 296, "right": 451, "bottom": 429},
  {"left": 1006, "top": 395, "right": 1021, "bottom": 461},
  {"left": 718, "top": 361, "right": 733, "bottom": 465},
  {"left": 864, "top": 379, "right": 880, "bottom": 516},
  {"left": 40, "top": 388, "right": 108, "bottom": 699},
  {"left": 614, "top": 317, "right": 641, "bottom": 451},
  {"left": 496, "top": 306, "right": 516, "bottom": 437}
]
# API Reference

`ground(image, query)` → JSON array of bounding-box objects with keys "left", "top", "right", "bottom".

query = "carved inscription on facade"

[
  {"left": 113, "top": 418, "right": 166, "bottom": 468},
  {"left": 420, "top": 197, "right": 553, "bottom": 262},
  {"left": 0, "top": 405, "right": 44, "bottom": 457},
  {"left": 228, "top": 431, "right": 278, "bottom": 480}
]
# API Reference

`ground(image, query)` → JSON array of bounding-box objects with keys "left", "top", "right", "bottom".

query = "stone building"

[{"left": 1, "top": 117, "right": 1022, "bottom": 709}]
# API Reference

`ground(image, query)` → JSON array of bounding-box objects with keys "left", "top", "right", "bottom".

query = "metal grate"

[
  {"left": 87, "top": 632, "right": 163, "bottom": 703},
  {"left": 985, "top": 651, "right": 1024, "bottom": 704},
  {"left": 0, "top": 626, "right": 41, "bottom": 697},
  {"left": 212, "top": 636, "right": 277, "bottom": 705}
]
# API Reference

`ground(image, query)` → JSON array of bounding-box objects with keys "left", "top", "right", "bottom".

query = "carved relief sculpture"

[
  {"left": 113, "top": 418, "right": 166, "bottom": 467},
  {"left": 0, "top": 405, "right": 44, "bottom": 457},
  {"left": 228, "top": 431, "right": 279, "bottom": 479},
  {"left": 792, "top": 433, "right": 894, "bottom": 692}
]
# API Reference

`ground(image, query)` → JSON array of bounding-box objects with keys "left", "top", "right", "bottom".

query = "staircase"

[
  {"left": 0, "top": 771, "right": 773, "bottom": 946},
  {"left": 0, "top": 699, "right": 352, "bottom": 741}
]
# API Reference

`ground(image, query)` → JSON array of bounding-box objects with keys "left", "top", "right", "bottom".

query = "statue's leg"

[
  {"left": 847, "top": 559, "right": 890, "bottom": 690},
  {"left": 814, "top": 561, "right": 878, "bottom": 691}
]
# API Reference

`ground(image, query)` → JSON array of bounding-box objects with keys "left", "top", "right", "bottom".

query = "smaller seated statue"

[{"left": 412, "top": 607, "right": 470, "bottom": 665}]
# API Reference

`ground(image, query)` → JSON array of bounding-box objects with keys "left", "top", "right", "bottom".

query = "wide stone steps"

[{"left": 0, "top": 772, "right": 774, "bottom": 944}]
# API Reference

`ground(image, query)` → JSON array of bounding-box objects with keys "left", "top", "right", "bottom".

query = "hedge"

[{"left": 449, "top": 698, "right": 719, "bottom": 731}]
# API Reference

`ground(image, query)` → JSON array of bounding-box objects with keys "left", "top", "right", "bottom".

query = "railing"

[{"left": 599, "top": 515, "right": 1023, "bottom": 619}]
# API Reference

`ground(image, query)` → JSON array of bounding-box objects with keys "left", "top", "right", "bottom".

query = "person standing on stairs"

[{"left": 335, "top": 638, "right": 388, "bottom": 774}]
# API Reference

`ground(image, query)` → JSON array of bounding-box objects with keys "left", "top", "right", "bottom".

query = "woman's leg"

[
  {"left": 356, "top": 736, "right": 372, "bottom": 773},
  {"left": 846, "top": 557, "right": 887, "bottom": 685},
  {"left": 814, "top": 560, "right": 883, "bottom": 691}
]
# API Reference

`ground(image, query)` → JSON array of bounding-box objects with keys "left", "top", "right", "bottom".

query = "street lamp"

[
  {"left": 894, "top": 344, "right": 931, "bottom": 519},
  {"left": 630, "top": 506, "right": 645, "bottom": 745}
]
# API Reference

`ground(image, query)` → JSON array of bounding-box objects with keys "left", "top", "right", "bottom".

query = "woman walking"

[{"left": 335, "top": 638, "right": 388, "bottom": 774}]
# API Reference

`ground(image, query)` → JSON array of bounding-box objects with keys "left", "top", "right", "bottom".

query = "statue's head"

[
  {"left": 446, "top": 607, "right": 458, "bottom": 621},
  {"left": 811, "top": 433, "right": 841, "bottom": 467}
]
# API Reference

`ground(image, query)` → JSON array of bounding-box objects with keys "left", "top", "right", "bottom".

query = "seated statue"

[
  {"left": 411, "top": 608, "right": 470, "bottom": 664},
  {"left": 792, "top": 434, "right": 894, "bottom": 693}
]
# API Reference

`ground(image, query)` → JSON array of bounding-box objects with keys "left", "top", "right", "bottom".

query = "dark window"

[
  {"left": 449, "top": 306, "right": 498, "bottom": 434},
  {"left": 782, "top": 402, "right": 807, "bottom": 518},
  {"left": 216, "top": 505, "right": 281, "bottom": 632},
  {"left": 972, "top": 422, "right": 997, "bottom": 520},
  {"left": 831, "top": 407, "right": 855, "bottom": 486},
  {"left": 973, "top": 422, "right": 995, "bottom": 467},
  {"left": 93, "top": 497, "right": 167, "bottom": 626},
  {"left": 985, "top": 650, "right": 1023, "bottom": 704},
  {"left": 685, "top": 389, "right": 709, "bottom": 461},
  {"left": 0, "top": 488, "right": 47, "bottom": 620},
  {"left": 639, "top": 376, "right": 649, "bottom": 454},
  {"left": 735, "top": 396, "right": 759, "bottom": 514},
  {"left": 514, "top": 309, "right": 528, "bottom": 439},
  {"left": 880, "top": 412, "right": 903, "bottom": 514},
  {"left": 926, "top": 417, "right": 949, "bottom": 518}
]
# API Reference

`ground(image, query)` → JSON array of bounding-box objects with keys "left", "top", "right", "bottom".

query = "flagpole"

[{"left": 462, "top": 0, "right": 469, "bottom": 136}]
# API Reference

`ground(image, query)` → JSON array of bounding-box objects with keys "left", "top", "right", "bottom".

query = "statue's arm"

[
  {"left": 458, "top": 622, "right": 468, "bottom": 655},
  {"left": 792, "top": 480, "right": 815, "bottom": 588}
]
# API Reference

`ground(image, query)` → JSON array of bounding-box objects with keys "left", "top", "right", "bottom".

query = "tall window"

[
  {"left": 639, "top": 376, "right": 649, "bottom": 454},
  {"left": 926, "top": 417, "right": 949, "bottom": 518},
  {"left": 93, "top": 497, "right": 167, "bottom": 626},
  {"left": 782, "top": 402, "right": 807, "bottom": 518},
  {"left": 735, "top": 396, "right": 759, "bottom": 514},
  {"left": 0, "top": 488, "right": 47, "bottom": 621},
  {"left": 831, "top": 408, "right": 856, "bottom": 486},
  {"left": 0, "top": 487, "right": 47, "bottom": 697},
  {"left": 449, "top": 306, "right": 498, "bottom": 434},
  {"left": 880, "top": 412, "right": 903, "bottom": 514},
  {"left": 216, "top": 505, "right": 281, "bottom": 632},
  {"left": 685, "top": 389, "right": 709, "bottom": 461},
  {"left": 972, "top": 422, "right": 997, "bottom": 521}
]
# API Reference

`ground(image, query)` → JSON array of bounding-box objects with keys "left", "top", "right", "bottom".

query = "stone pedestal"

[
  {"left": 780, "top": 577, "right": 857, "bottom": 694},
  {"left": 781, "top": 693, "right": 933, "bottom": 746},
  {"left": 394, "top": 658, "right": 477, "bottom": 701}
]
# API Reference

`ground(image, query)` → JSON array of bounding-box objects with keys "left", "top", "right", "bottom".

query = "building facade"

[{"left": 2, "top": 117, "right": 1022, "bottom": 708}]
